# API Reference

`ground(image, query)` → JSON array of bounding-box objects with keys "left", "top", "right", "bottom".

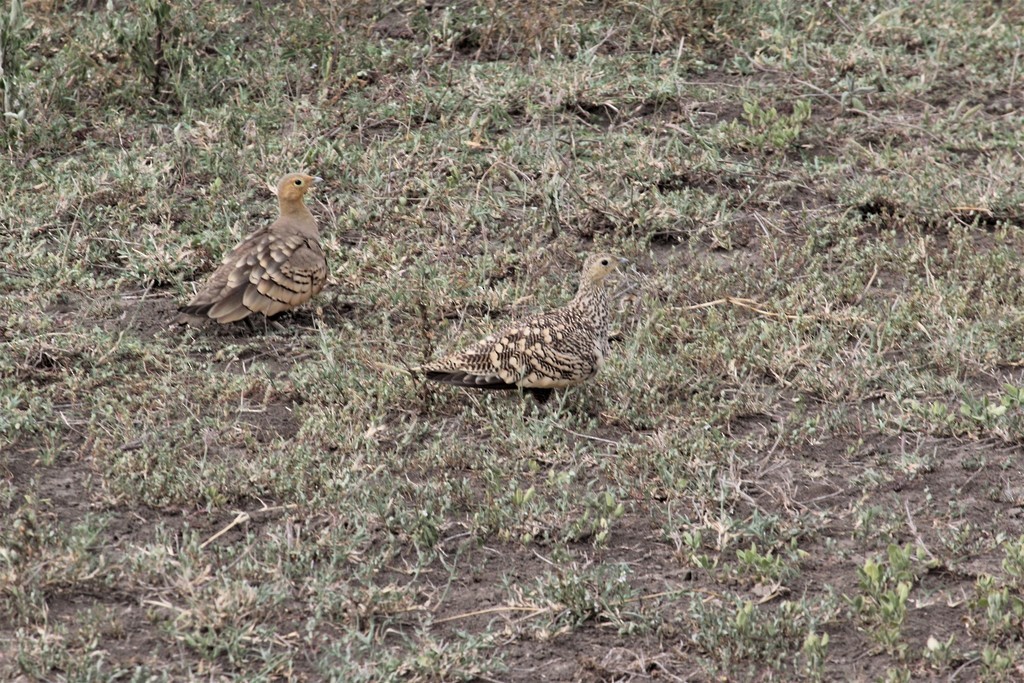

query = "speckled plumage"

[
  {"left": 416, "top": 254, "right": 623, "bottom": 403},
  {"left": 179, "top": 173, "right": 328, "bottom": 325}
]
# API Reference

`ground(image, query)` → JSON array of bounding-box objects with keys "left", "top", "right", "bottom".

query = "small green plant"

[
  {"left": 980, "top": 644, "right": 1018, "bottom": 678},
  {"left": 1002, "top": 535, "right": 1024, "bottom": 584},
  {"left": 922, "top": 634, "right": 955, "bottom": 672},
  {"left": 904, "top": 384, "right": 1024, "bottom": 440},
  {"left": 735, "top": 98, "right": 812, "bottom": 152},
  {"left": 802, "top": 630, "right": 829, "bottom": 680},
  {"left": 689, "top": 596, "right": 828, "bottom": 677},
  {"left": 960, "top": 395, "right": 1008, "bottom": 426},
  {"left": 470, "top": 475, "right": 552, "bottom": 544},
  {"left": 0, "top": 383, "right": 55, "bottom": 447},
  {"left": 883, "top": 667, "right": 911, "bottom": 683},
  {"left": 971, "top": 575, "right": 1024, "bottom": 640},
  {"left": 565, "top": 488, "right": 626, "bottom": 545},
  {"left": 735, "top": 542, "right": 794, "bottom": 584},
  {"left": 847, "top": 544, "right": 923, "bottom": 657},
  {"left": 533, "top": 562, "right": 638, "bottom": 630}
]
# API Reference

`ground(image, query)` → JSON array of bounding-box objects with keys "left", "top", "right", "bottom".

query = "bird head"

[
  {"left": 581, "top": 253, "right": 626, "bottom": 285},
  {"left": 276, "top": 173, "right": 322, "bottom": 203}
]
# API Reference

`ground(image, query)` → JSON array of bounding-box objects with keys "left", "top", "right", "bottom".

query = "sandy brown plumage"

[
  {"left": 415, "top": 253, "right": 624, "bottom": 403},
  {"left": 179, "top": 173, "right": 328, "bottom": 324}
]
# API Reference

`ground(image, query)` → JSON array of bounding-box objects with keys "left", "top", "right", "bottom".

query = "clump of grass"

[
  {"left": 0, "top": 0, "right": 27, "bottom": 138},
  {"left": 688, "top": 594, "right": 832, "bottom": 678}
]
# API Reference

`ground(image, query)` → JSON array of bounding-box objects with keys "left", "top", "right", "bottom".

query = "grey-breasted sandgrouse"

[
  {"left": 179, "top": 172, "right": 328, "bottom": 324},
  {"left": 415, "top": 253, "right": 625, "bottom": 403}
]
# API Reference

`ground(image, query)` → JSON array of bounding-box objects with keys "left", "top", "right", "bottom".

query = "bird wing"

[
  {"left": 241, "top": 233, "right": 328, "bottom": 317},
  {"left": 181, "top": 228, "right": 327, "bottom": 323},
  {"left": 420, "top": 310, "right": 600, "bottom": 389}
]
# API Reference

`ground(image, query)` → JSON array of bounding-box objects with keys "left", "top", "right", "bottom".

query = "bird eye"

[
  {"left": 294, "top": 179, "right": 303, "bottom": 186},
  {"left": 601, "top": 258, "right": 609, "bottom": 266}
]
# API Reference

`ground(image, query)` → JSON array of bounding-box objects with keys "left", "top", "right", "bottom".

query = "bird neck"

[
  {"left": 572, "top": 279, "right": 609, "bottom": 324},
  {"left": 279, "top": 198, "right": 316, "bottom": 228},
  {"left": 573, "top": 277, "right": 603, "bottom": 300}
]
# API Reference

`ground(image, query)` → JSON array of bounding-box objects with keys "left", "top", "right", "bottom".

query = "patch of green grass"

[{"left": 688, "top": 593, "right": 834, "bottom": 679}]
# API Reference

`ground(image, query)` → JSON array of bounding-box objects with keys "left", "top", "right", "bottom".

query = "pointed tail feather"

[{"left": 423, "top": 370, "right": 518, "bottom": 391}]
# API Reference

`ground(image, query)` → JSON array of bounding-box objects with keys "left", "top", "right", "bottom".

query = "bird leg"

[{"left": 526, "top": 388, "right": 553, "bottom": 404}]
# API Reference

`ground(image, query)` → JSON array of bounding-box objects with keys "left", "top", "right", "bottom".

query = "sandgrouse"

[
  {"left": 415, "top": 253, "right": 625, "bottom": 403},
  {"left": 179, "top": 172, "right": 328, "bottom": 324}
]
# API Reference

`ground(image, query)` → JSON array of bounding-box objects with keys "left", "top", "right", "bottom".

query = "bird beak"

[
  {"left": 312, "top": 176, "right": 323, "bottom": 184},
  {"left": 618, "top": 257, "right": 630, "bottom": 266}
]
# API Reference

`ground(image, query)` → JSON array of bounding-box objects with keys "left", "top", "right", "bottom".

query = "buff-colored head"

[
  {"left": 581, "top": 253, "right": 625, "bottom": 285},
  {"left": 276, "top": 172, "right": 322, "bottom": 204}
]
